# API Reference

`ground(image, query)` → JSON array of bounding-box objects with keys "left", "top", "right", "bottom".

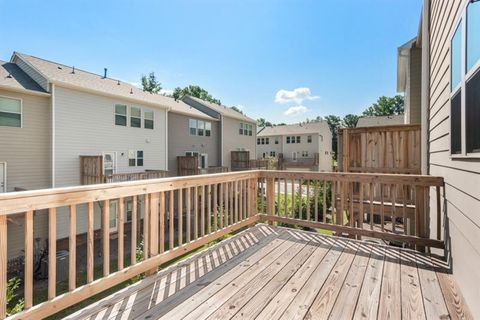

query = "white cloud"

[
  {"left": 284, "top": 105, "right": 308, "bottom": 116},
  {"left": 160, "top": 88, "right": 174, "bottom": 96},
  {"left": 275, "top": 87, "right": 319, "bottom": 105}
]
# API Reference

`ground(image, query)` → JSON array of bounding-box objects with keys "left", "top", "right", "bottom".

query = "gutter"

[
  {"left": 165, "top": 107, "right": 170, "bottom": 171},
  {"left": 0, "top": 85, "right": 50, "bottom": 97}
]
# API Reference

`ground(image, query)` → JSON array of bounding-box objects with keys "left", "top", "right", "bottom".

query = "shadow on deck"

[{"left": 65, "top": 225, "right": 471, "bottom": 320}]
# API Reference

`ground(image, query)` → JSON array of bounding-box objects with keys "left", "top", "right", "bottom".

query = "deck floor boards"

[{"left": 65, "top": 224, "right": 472, "bottom": 320}]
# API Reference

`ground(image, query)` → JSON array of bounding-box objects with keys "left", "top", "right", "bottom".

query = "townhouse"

[{"left": 256, "top": 121, "right": 332, "bottom": 171}]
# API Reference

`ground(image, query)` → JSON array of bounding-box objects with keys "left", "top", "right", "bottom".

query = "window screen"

[
  {"left": 466, "top": 69, "right": 480, "bottom": 153},
  {"left": 451, "top": 23, "right": 462, "bottom": 90},
  {"left": 467, "top": 1, "right": 480, "bottom": 72},
  {"left": 451, "top": 91, "right": 462, "bottom": 154},
  {"left": 0, "top": 96, "right": 21, "bottom": 127}
]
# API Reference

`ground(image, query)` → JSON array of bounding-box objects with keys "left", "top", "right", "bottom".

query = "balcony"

[{"left": 0, "top": 170, "right": 472, "bottom": 319}]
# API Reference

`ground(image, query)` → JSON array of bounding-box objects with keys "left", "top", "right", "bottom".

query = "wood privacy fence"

[
  {"left": 278, "top": 153, "right": 320, "bottom": 171},
  {"left": 177, "top": 156, "right": 228, "bottom": 176},
  {"left": 0, "top": 170, "right": 444, "bottom": 319},
  {"left": 337, "top": 124, "right": 421, "bottom": 174}
]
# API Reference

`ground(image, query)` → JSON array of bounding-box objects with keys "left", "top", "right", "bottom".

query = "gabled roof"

[
  {"left": 257, "top": 121, "right": 330, "bottom": 137},
  {"left": 356, "top": 115, "right": 405, "bottom": 128},
  {"left": 0, "top": 59, "right": 49, "bottom": 95},
  {"left": 184, "top": 95, "right": 256, "bottom": 123},
  {"left": 397, "top": 37, "right": 417, "bottom": 92},
  {"left": 169, "top": 100, "right": 217, "bottom": 120},
  {"left": 10, "top": 52, "right": 191, "bottom": 110}
]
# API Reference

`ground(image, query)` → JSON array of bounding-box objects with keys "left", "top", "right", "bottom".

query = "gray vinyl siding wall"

[
  {"left": 427, "top": 0, "right": 480, "bottom": 315},
  {"left": 0, "top": 88, "right": 51, "bottom": 258},
  {"left": 53, "top": 86, "right": 167, "bottom": 239},
  {"left": 222, "top": 116, "right": 256, "bottom": 169},
  {"left": 14, "top": 57, "right": 49, "bottom": 92},
  {"left": 168, "top": 112, "right": 220, "bottom": 175}
]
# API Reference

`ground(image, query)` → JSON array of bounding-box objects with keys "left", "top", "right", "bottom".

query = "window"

[
  {"left": 189, "top": 119, "right": 197, "bottom": 135},
  {"left": 103, "top": 152, "right": 116, "bottom": 176},
  {"left": 128, "top": 150, "right": 143, "bottom": 167},
  {"left": 307, "top": 135, "right": 312, "bottom": 143},
  {"left": 257, "top": 138, "right": 261, "bottom": 145},
  {"left": 200, "top": 154, "right": 208, "bottom": 169},
  {"left": 302, "top": 151, "right": 309, "bottom": 157},
  {"left": 239, "top": 123, "right": 253, "bottom": 136},
  {"left": 186, "top": 151, "right": 199, "bottom": 157},
  {"left": 205, "top": 122, "right": 211, "bottom": 136},
  {"left": 144, "top": 110, "right": 154, "bottom": 129},
  {"left": 115, "top": 104, "right": 127, "bottom": 126},
  {"left": 286, "top": 136, "right": 291, "bottom": 144},
  {"left": 130, "top": 106, "right": 141, "bottom": 128},
  {"left": 126, "top": 198, "right": 133, "bottom": 222},
  {"left": 275, "top": 138, "right": 279, "bottom": 144},
  {"left": 0, "top": 96, "right": 21, "bottom": 127},
  {"left": 450, "top": 1, "right": 480, "bottom": 156},
  {"left": 296, "top": 136, "right": 301, "bottom": 143},
  {"left": 270, "top": 151, "right": 276, "bottom": 157},
  {"left": 266, "top": 138, "right": 270, "bottom": 145},
  {"left": 198, "top": 120, "right": 205, "bottom": 136},
  {"left": 261, "top": 138, "right": 265, "bottom": 145}
]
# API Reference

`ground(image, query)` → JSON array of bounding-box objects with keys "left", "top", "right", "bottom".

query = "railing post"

[
  {"left": 415, "top": 186, "right": 427, "bottom": 252},
  {"left": 0, "top": 215, "right": 6, "bottom": 319},
  {"left": 146, "top": 193, "right": 159, "bottom": 276},
  {"left": 249, "top": 177, "right": 258, "bottom": 218},
  {"left": 266, "top": 177, "right": 275, "bottom": 225}
]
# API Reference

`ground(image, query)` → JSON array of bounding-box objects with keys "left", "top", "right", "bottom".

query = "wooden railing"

[
  {"left": 256, "top": 171, "right": 444, "bottom": 249},
  {"left": 104, "top": 170, "right": 169, "bottom": 183},
  {"left": 0, "top": 170, "right": 444, "bottom": 319}
]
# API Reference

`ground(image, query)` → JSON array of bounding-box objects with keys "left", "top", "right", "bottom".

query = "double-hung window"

[
  {"left": 239, "top": 123, "right": 253, "bottom": 136},
  {"left": 144, "top": 110, "right": 154, "bottom": 129},
  {"left": 296, "top": 136, "right": 301, "bottom": 143},
  {"left": 130, "top": 107, "right": 141, "bottom": 128},
  {"left": 0, "top": 96, "right": 22, "bottom": 127},
  {"left": 198, "top": 120, "right": 205, "bottom": 136},
  {"left": 307, "top": 135, "right": 312, "bottom": 143},
  {"left": 128, "top": 150, "right": 144, "bottom": 167},
  {"left": 189, "top": 119, "right": 197, "bottom": 135},
  {"left": 451, "top": 1, "right": 480, "bottom": 156},
  {"left": 115, "top": 104, "right": 127, "bottom": 126},
  {"left": 286, "top": 136, "right": 291, "bottom": 144},
  {"left": 205, "top": 122, "right": 211, "bottom": 136}
]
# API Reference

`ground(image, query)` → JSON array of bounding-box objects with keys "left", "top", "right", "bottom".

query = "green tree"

[
  {"left": 342, "top": 114, "right": 359, "bottom": 128},
  {"left": 140, "top": 72, "right": 162, "bottom": 94},
  {"left": 325, "top": 115, "right": 342, "bottom": 160},
  {"left": 257, "top": 118, "right": 273, "bottom": 127},
  {"left": 363, "top": 95, "right": 404, "bottom": 116},
  {"left": 231, "top": 106, "right": 244, "bottom": 115},
  {"left": 172, "top": 85, "right": 221, "bottom": 105}
]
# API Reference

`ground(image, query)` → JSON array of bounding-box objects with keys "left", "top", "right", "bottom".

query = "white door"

[
  {"left": 0, "top": 163, "right": 5, "bottom": 193},
  {"left": 103, "top": 152, "right": 117, "bottom": 177}
]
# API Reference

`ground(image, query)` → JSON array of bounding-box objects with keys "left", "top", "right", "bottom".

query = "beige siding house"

[
  {"left": 400, "top": 0, "right": 480, "bottom": 314},
  {"left": 257, "top": 122, "right": 332, "bottom": 171},
  {"left": 168, "top": 101, "right": 220, "bottom": 175},
  {"left": 182, "top": 96, "right": 257, "bottom": 169}
]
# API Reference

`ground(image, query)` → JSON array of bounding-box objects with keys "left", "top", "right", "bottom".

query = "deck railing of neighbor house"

[
  {"left": 0, "top": 170, "right": 444, "bottom": 319},
  {"left": 104, "top": 170, "right": 169, "bottom": 183}
]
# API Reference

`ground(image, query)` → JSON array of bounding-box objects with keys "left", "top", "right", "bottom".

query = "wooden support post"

[
  {"left": 266, "top": 177, "right": 275, "bottom": 225},
  {"left": 146, "top": 193, "right": 159, "bottom": 276},
  {"left": 24, "top": 211, "right": 34, "bottom": 309},
  {"left": 143, "top": 194, "right": 150, "bottom": 260},
  {"left": 436, "top": 185, "right": 441, "bottom": 241},
  {"left": 186, "top": 188, "right": 191, "bottom": 242},
  {"left": 169, "top": 191, "right": 174, "bottom": 250},
  {"left": 158, "top": 192, "right": 164, "bottom": 254},
  {"left": 102, "top": 200, "right": 110, "bottom": 277},
  {"left": 415, "top": 186, "right": 426, "bottom": 252}
]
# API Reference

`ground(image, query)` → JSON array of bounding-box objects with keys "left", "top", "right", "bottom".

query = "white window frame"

[
  {"left": 205, "top": 121, "right": 211, "bottom": 136},
  {"left": 114, "top": 104, "right": 128, "bottom": 127},
  {"left": 130, "top": 106, "right": 142, "bottom": 128},
  {"left": 144, "top": 109, "right": 154, "bottom": 129},
  {"left": 0, "top": 95, "right": 23, "bottom": 128},
  {"left": 103, "top": 152, "right": 117, "bottom": 176},
  {"left": 0, "top": 162, "right": 6, "bottom": 193},
  {"left": 307, "top": 135, "right": 312, "bottom": 143},
  {"left": 128, "top": 150, "right": 144, "bottom": 167},
  {"left": 450, "top": 1, "right": 480, "bottom": 158},
  {"left": 198, "top": 120, "right": 205, "bottom": 136}
]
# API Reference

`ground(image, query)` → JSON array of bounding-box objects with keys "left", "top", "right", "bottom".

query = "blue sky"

[{"left": 0, "top": 0, "right": 422, "bottom": 124}]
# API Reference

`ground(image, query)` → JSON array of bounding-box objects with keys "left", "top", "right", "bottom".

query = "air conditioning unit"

[{"left": 40, "top": 250, "right": 69, "bottom": 282}]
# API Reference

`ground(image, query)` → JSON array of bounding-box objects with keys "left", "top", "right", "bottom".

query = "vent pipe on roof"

[
  {"left": 130, "top": 88, "right": 133, "bottom": 94},
  {"left": 103, "top": 68, "right": 107, "bottom": 79},
  {"left": 71, "top": 66, "right": 75, "bottom": 74}
]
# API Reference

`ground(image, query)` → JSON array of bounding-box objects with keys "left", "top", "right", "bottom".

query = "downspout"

[
  {"left": 421, "top": 0, "right": 430, "bottom": 175},
  {"left": 165, "top": 107, "right": 170, "bottom": 171},
  {"left": 220, "top": 115, "right": 224, "bottom": 167},
  {"left": 51, "top": 83, "right": 56, "bottom": 188}
]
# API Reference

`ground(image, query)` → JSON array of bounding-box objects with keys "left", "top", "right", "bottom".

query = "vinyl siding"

[
  {"left": 256, "top": 135, "right": 283, "bottom": 159},
  {"left": 222, "top": 116, "right": 256, "bottom": 169},
  {"left": 53, "top": 86, "right": 167, "bottom": 239},
  {"left": 168, "top": 112, "right": 220, "bottom": 175},
  {"left": 427, "top": 0, "right": 480, "bottom": 315},
  {"left": 14, "top": 56, "right": 49, "bottom": 92},
  {"left": 0, "top": 88, "right": 51, "bottom": 258}
]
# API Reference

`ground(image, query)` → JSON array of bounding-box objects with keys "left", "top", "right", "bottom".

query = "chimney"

[{"left": 103, "top": 68, "right": 107, "bottom": 78}]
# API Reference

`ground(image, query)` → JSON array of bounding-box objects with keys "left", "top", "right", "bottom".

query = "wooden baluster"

[
  {"left": 143, "top": 194, "right": 150, "bottom": 260},
  {"left": 213, "top": 184, "right": 218, "bottom": 231},
  {"left": 436, "top": 185, "right": 441, "bottom": 240},
  {"left": 87, "top": 202, "right": 94, "bottom": 282},
  {"left": 234, "top": 181, "right": 239, "bottom": 223},
  {"left": 131, "top": 196, "right": 137, "bottom": 265},
  {"left": 298, "top": 179, "right": 302, "bottom": 219},
  {"left": 208, "top": 185, "right": 212, "bottom": 233},
  {"left": 380, "top": 184, "right": 385, "bottom": 232},
  {"left": 69, "top": 205, "right": 76, "bottom": 290},
  {"left": 349, "top": 182, "right": 354, "bottom": 228},
  {"left": 101, "top": 200, "right": 110, "bottom": 277},
  {"left": 201, "top": 185, "right": 205, "bottom": 236},
  {"left": 240, "top": 180, "right": 244, "bottom": 220},
  {"left": 0, "top": 215, "right": 6, "bottom": 319},
  {"left": 24, "top": 211, "right": 34, "bottom": 308},
  {"left": 339, "top": 181, "right": 345, "bottom": 226},
  {"left": 219, "top": 183, "right": 224, "bottom": 229},
  {"left": 403, "top": 185, "right": 408, "bottom": 235},
  {"left": 284, "top": 179, "right": 288, "bottom": 217},
  {"left": 178, "top": 189, "right": 183, "bottom": 246},
  {"left": 323, "top": 180, "right": 327, "bottom": 224},
  {"left": 277, "top": 178, "right": 280, "bottom": 216},
  {"left": 331, "top": 180, "right": 336, "bottom": 224},
  {"left": 306, "top": 180, "right": 310, "bottom": 221},
  {"left": 359, "top": 183, "right": 364, "bottom": 230},
  {"left": 314, "top": 180, "right": 319, "bottom": 222},
  {"left": 267, "top": 177, "right": 275, "bottom": 224},
  {"left": 146, "top": 193, "right": 159, "bottom": 275},
  {"left": 415, "top": 186, "right": 426, "bottom": 252},
  {"left": 369, "top": 183, "right": 374, "bottom": 230},
  {"left": 194, "top": 186, "right": 199, "bottom": 239},
  {"left": 392, "top": 185, "right": 396, "bottom": 233},
  {"left": 158, "top": 192, "right": 165, "bottom": 254},
  {"left": 186, "top": 188, "right": 191, "bottom": 243},
  {"left": 260, "top": 179, "right": 264, "bottom": 213},
  {"left": 169, "top": 190, "right": 174, "bottom": 250},
  {"left": 48, "top": 208, "right": 57, "bottom": 299},
  {"left": 118, "top": 197, "right": 124, "bottom": 270},
  {"left": 224, "top": 182, "right": 229, "bottom": 227},
  {"left": 230, "top": 182, "right": 234, "bottom": 225}
]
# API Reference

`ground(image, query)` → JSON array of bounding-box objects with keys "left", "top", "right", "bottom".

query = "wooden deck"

[{"left": 65, "top": 225, "right": 471, "bottom": 320}]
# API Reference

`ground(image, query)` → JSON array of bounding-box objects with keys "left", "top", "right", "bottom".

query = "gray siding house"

[
  {"left": 182, "top": 96, "right": 257, "bottom": 169},
  {"left": 256, "top": 122, "right": 332, "bottom": 171},
  {"left": 167, "top": 101, "right": 220, "bottom": 175},
  {"left": 400, "top": 0, "right": 480, "bottom": 314}
]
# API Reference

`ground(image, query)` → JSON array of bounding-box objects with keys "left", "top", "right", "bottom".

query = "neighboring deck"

[{"left": 65, "top": 225, "right": 471, "bottom": 320}]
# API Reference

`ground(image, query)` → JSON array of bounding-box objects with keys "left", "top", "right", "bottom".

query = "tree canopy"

[
  {"left": 173, "top": 85, "right": 221, "bottom": 105},
  {"left": 141, "top": 72, "right": 162, "bottom": 94},
  {"left": 363, "top": 95, "right": 404, "bottom": 116},
  {"left": 342, "top": 114, "right": 359, "bottom": 128}
]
